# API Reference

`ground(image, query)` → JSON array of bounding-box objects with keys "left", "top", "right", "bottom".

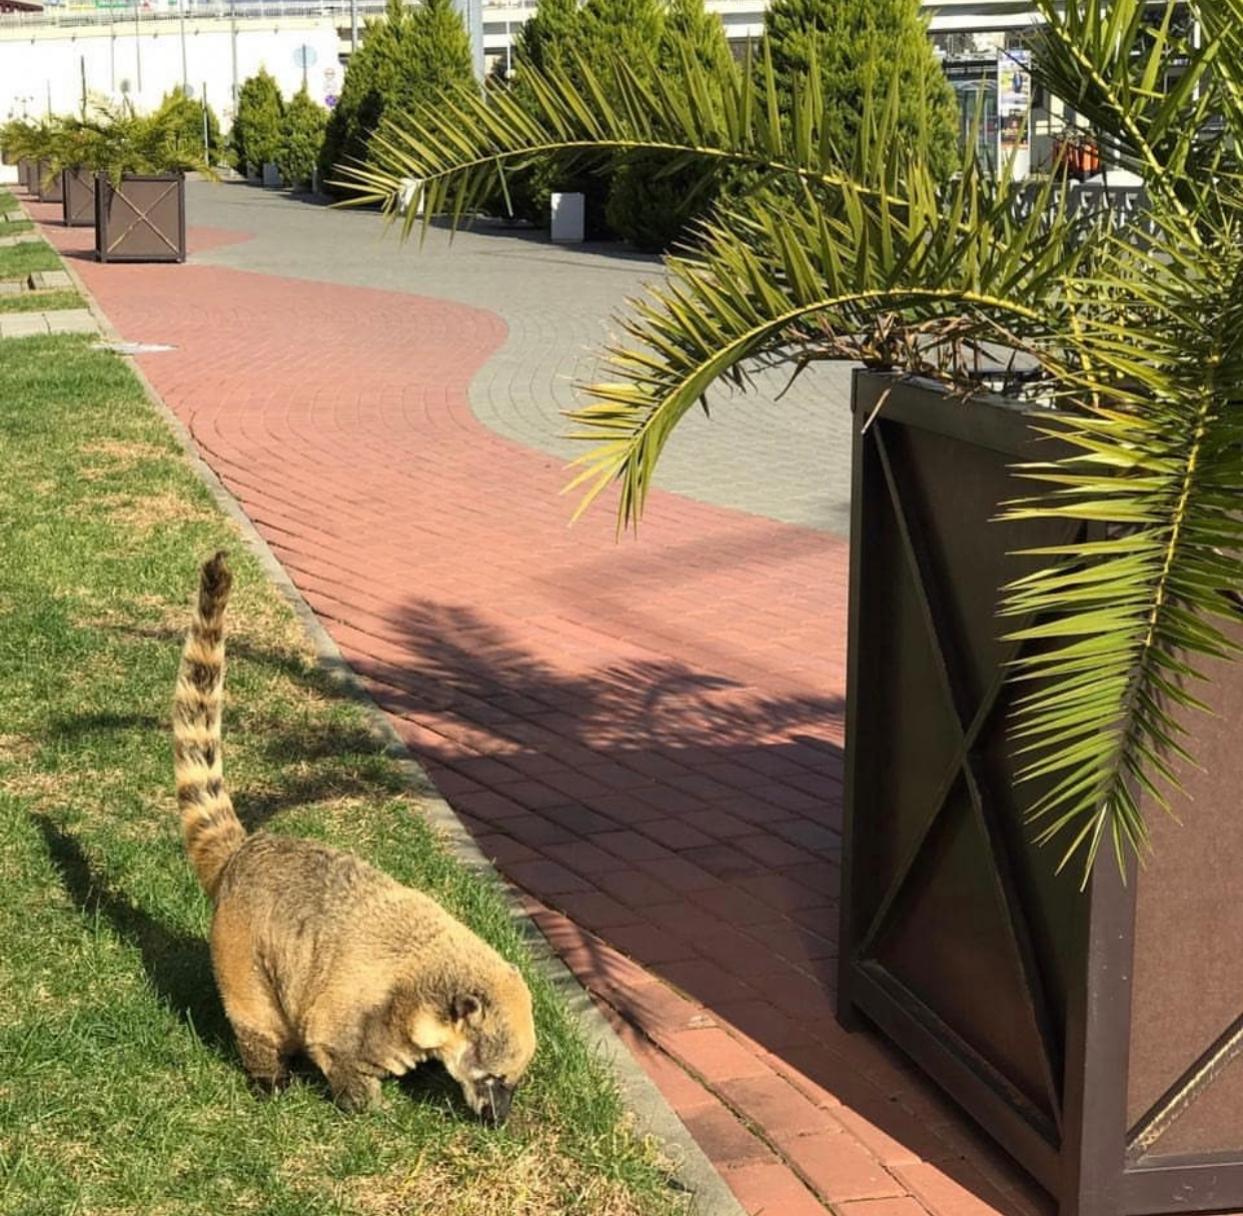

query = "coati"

[{"left": 172, "top": 551, "right": 536, "bottom": 1121}]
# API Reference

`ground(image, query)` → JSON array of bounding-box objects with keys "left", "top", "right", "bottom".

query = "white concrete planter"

[
  {"left": 396, "top": 176, "right": 424, "bottom": 217},
  {"left": 550, "top": 191, "right": 585, "bottom": 243},
  {"left": 261, "top": 162, "right": 282, "bottom": 188}
]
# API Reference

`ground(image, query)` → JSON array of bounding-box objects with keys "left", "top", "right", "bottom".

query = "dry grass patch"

[
  {"left": 108, "top": 490, "right": 215, "bottom": 532},
  {"left": 78, "top": 438, "right": 175, "bottom": 479},
  {"left": 0, "top": 765, "right": 133, "bottom": 812},
  {"left": 340, "top": 1131, "right": 677, "bottom": 1216},
  {"left": 0, "top": 734, "right": 37, "bottom": 765}
]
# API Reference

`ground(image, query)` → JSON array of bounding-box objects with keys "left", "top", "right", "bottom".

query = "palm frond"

[
  {"left": 1030, "top": 0, "right": 1222, "bottom": 200},
  {"left": 564, "top": 155, "right": 1093, "bottom": 526},
  {"left": 332, "top": 46, "right": 916, "bottom": 236},
  {"left": 346, "top": 0, "right": 1243, "bottom": 879},
  {"left": 1000, "top": 217, "right": 1243, "bottom": 875}
]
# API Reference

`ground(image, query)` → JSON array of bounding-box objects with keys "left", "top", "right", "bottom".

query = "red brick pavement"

[{"left": 33, "top": 196, "right": 1050, "bottom": 1216}]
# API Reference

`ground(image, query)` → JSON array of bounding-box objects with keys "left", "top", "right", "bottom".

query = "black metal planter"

[
  {"left": 94, "top": 172, "right": 186, "bottom": 263},
  {"left": 838, "top": 370, "right": 1243, "bottom": 1216},
  {"left": 36, "top": 160, "right": 63, "bottom": 203},
  {"left": 61, "top": 167, "right": 96, "bottom": 228}
]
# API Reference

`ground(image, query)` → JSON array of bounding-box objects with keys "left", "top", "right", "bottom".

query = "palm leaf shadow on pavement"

[{"left": 336, "top": 601, "right": 846, "bottom": 1017}]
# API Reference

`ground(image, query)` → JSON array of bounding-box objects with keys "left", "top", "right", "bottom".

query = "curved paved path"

[
  {"left": 32, "top": 184, "right": 1046, "bottom": 1216},
  {"left": 181, "top": 181, "right": 856, "bottom": 535}
]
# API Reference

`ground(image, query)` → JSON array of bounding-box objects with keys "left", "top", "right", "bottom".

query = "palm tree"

[{"left": 334, "top": 0, "right": 1243, "bottom": 879}]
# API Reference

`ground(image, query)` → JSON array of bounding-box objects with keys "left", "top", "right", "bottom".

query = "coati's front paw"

[{"left": 332, "top": 1072, "right": 382, "bottom": 1113}]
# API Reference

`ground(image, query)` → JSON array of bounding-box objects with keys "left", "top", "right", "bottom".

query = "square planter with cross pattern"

[
  {"left": 838, "top": 369, "right": 1243, "bottom": 1216},
  {"left": 94, "top": 172, "right": 186, "bottom": 264}
]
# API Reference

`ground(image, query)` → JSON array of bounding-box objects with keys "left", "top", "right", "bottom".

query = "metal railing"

[{"left": 0, "top": 0, "right": 536, "bottom": 26}]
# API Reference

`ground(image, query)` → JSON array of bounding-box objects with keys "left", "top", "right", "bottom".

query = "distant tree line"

[{"left": 237, "top": 0, "right": 958, "bottom": 250}]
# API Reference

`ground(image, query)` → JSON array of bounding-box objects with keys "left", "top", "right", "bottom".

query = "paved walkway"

[
  {"left": 0, "top": 308, "right": 97, "bottom": 338},
  {"left": 181, "top": 182, "right": 856, "bottom": 535},
  {"left": 27, "top": 184, "right": 1049, "bottom": 1216}
]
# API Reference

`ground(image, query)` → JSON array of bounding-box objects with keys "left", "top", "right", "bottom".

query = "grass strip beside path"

[
  {"left": 0, "top": 218, "right": 33, "bottom": 238},
  {"left": 0, "top": 241, "right": 61, "bottom": 278},
  {"left": 0, "top": 330, "right": 686, "bottom": 1216},
  {"left": 0, "top": 290, "right": 83, "bottom": 314}
]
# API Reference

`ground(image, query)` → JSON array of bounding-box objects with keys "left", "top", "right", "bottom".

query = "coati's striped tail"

[{"left": 173, "top": 551, "right": 245, "bottom": 897}]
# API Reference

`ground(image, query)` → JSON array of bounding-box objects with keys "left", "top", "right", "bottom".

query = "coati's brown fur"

[{"left": 173, "top": 552, "right": 536, "bottom": 1119}]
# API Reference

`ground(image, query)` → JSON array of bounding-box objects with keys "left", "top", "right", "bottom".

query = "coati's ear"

[{"left": 450, "top": 994, "right": 484, "bottom": 1025}]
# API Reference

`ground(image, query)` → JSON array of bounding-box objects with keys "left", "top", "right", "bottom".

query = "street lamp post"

[
  {"left": 180, "top": 0, "right": 189, "bottom": 91},
  {"left": 134, "top": 0, "right": 143, "bottom": 96}
]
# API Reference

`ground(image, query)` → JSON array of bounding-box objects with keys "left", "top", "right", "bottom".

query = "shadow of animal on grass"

[{"left": 32, "top": 812, "right": 234, "bottom": 1057}]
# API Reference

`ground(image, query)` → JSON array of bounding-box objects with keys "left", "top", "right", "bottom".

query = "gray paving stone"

[
  {"left": 0, "top": 309, "right": 98, "bottom": 339},
  {"left": 0, "top": 280, "right": 21, "bottom": 295},
  {"left": 184, "top": 180, "right": 855, "bottom": 535},
  {"left": 0, "top": 313, "right": 49, "bottom": 338},
  {"left": 44, "top": 309, "right": 99, "bottom": 335},
  {"left": 28, "top": 270, "right": 72, "bottom": 290},
  {"left": 0, "top": 233, "right": 40, "bottom": 248}
]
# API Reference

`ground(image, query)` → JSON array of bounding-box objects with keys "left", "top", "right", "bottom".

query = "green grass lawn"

[
  {"left": 0, "top": 218, "right": 33, "bottom": 238},
  {"left": 0, "top": 188, "right": 16, "bottom": 212},
  {"left": 0, "top": 241, "right": 60, "bottom": 279},
  {"left": 0, "top": 290, "right": 83, "bottom": 314},
  {"left": 0, "top": 329, "right": 685, "bottom": 1214}
]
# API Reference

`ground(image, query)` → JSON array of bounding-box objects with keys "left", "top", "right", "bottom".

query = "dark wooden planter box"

[
  {"left": 36, "top": 160, "right": 63, "bottom": 203},
  {"left": 61, "top": 167, "right": 96, "bottom": 228},
  {"left": 19, "top": 158, "right": 36, "bottom": 194},
  {"left": 838, "top": 370, "right": 1243, "bottom": 1216},
  {"left": 94, "top": 172, "right": 185, "bottom": 263}
]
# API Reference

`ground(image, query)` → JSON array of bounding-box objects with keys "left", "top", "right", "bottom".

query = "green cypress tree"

[
  {"left": 499, "top": 0, "right": 582, "bottom": 225},
  {"left": 320, "top": 0, "right": 474, "bottom": 195},
  {"left": 605, "top": 0, "right": 736, "bottom": 250},
  {"left": 507, "top": 0, "right": 666, "bottom": 235},
  {"left": 761, "top": 0, "right": 959, "bottom": 179},
  {"left": 512, "top": 0, "right": 580, "bottom": 73},
  {"left": 659, "top": 0, "right": 734, "bottom": 72},
  {"left": 401, "top": 0, "right": 474, "bottom": 106},
  {"left": 576, "top": 0, "right": 664, "bottom": 66},
  {"left": 232, "top": 69, "right": 285, "bottom": 171},
  {"left": 278, "top": 87, "right": 329, "bottom": 189},
  {"left": 156, "top": 86, "right": 222, "bottom": 163}
]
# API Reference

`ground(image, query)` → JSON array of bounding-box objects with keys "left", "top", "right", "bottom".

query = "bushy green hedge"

[
  {"left": 158, "top": 87, "right": 222, "bottom": 163},
  {"left": 501, "top": 0, "right": 958, "bottom": 246},
  {"left": 762, "top": 0, "right": 959, "bottom": 180},
  {"left": 232, "top": 69, "right": 285, "bottom": 172},
  {"left": 278, "top": 88, "right": 328, "bottom": 189},
  {"left": 503, "top": 0, "right": 740, "bottom": 249},
  {"left": 320, "top": 0, "right": 474, "bottom": 195},
  {"left": 603, "top": 0, "right": 736, "bottom": 250}
]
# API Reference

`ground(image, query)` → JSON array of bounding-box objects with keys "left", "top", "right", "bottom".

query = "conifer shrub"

[
  {"left": 232, "top": 69, "right": 285, "bottom": 172},
  {"left": 278, "top": 87, "right": 328, "bottom": 189},
  {"left": 320, "top": 0, "right": 474, "bottom": 196},
  {"left": 761, "top": 0, "right": 959, "bottom": 179}
]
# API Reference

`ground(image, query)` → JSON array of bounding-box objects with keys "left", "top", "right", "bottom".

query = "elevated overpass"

[{"left": 0, "top": 0, "right": 1040, "bottom": 141}]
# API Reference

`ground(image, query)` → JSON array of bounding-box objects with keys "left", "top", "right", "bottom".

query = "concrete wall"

[{"left": 0, "top": 17, "right": 343, "bottom": 127}]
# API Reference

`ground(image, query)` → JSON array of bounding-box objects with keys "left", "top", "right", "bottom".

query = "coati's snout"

[
  {"left": 478, "top": 1076, "right": 515, "bottom": 1125},
  {"left": 438, "top": 967, "right": 536, "bottom": 1126}
]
